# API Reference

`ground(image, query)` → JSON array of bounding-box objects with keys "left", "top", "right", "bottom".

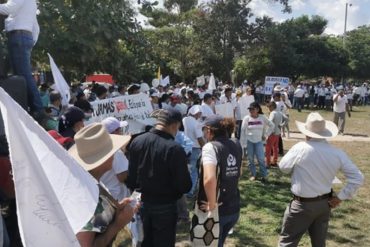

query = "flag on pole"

[
  {"left": 48, "top": 53, "right": 71, "bottom": 106},
  {"left": 0, "top": 87, "right": 99, "bottom": 246},
  {"left": 157, "top": 67, "right": 161, "bottom": 80},
  {"left": 208, "top": 73, "right": 216, "bottom": 90},
  {"left": 160, "top": 76, "right": 170, "bottom": 87}
]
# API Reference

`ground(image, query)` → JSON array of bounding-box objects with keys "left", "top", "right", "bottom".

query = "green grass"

[{"left": 115, "top": 106, "right": 370, "bottom": 247}]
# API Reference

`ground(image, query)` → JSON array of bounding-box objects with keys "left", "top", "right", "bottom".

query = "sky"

[{"left": 137, "top": 0, "right": 370, "bottom": 35}]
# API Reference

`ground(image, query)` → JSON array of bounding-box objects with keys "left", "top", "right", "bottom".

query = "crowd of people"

[
  {"left": 0, "top": 0, "right": 366, "bottom": 246},
  {"left": 0, "top": 74, "right": 366, "bottom": 247}
]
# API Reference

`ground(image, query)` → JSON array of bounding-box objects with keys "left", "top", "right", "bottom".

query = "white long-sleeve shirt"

[
  {"left": 0, "top": 0, "right": 40, "bottom": 42},
  {"left": 279, "top": 139, "right": 364, "bottom": 200},
  {"left": 240, "top": 114, "right": 274, "bottom": 146}
]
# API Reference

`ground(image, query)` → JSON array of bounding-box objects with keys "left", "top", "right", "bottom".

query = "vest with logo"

[{"left": 197, "top": 137, "right": 242, "bottom": 216}]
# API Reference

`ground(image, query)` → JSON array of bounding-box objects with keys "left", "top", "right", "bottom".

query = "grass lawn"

[{"left": 115, "top": 106, "right": 370, "bottom": 247}]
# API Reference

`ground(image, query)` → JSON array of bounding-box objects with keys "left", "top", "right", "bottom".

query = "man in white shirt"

[
  {"left": 278, "top": 112, "right": 364, "bottom": 247},
  {"left": 182, "top": 105, "right": 205, "bottom": 197},
  {"left": 293, "top": 85, "right": 305, "bottom": 112},
  {"left": 201, "top": 93, "right": 215, "bottom": 120},
  {"left": 333, "top": 89, "right": 350, "bottom": 135},
  {"left": 0, "top": 0, "right": 43, "bottom": 116},
  {"left": 101, "top": 117, "right": 130, "bottom": 200}
]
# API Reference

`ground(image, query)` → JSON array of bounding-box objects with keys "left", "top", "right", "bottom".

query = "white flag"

[
  {"left": 0, "top": 88, "right": 99, "bottom": 246},
  {"left": 48, "top": 53, "right": 71, "bottom": 106},
  {"left": 160, "top": 75, "right": 170, "bottom": 87},
  {"left": 208, "top": 73, "right": 216, "bottom": 90}
]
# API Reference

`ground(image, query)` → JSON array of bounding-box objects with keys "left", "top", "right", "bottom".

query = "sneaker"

[
  {"left": 261, "top": 177, "right": 267, "bottom": 183},
  {"left": 249, "top": 176, "right": 256, "bottom": 181}
]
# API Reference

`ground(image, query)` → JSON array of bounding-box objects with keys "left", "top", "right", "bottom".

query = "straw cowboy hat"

[
  {"left": 296, "top": 112, "right": 338, "bottom": 139},
  {"left": 68, "top": 123, "right": 131, "bottom": 171}
]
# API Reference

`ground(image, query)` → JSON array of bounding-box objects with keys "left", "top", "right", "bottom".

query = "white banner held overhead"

[
  {"left": 264, "top": 76, "right": 289, "bottom": 95},
  {"left": 48, "top": 53, "right": 71, "bottom": 106},
  {"left": 88, "top": 93, "right": 155, "bottom": 134},
  {"left": 0, "top": 88, "right": 99, "bottom": 246}
]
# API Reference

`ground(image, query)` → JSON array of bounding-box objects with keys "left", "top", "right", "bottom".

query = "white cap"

[
  {"left": 188, "top": 105, "right": 202, "bottom": 115},
  {"left": 101, "top": 117, "right": 128, "bottom": 133}
]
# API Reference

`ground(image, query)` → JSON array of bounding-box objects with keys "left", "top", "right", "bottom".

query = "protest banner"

[
  {"left": 264, "top": 76, "right": 290, "bottom": 95},
  {"left": 215, "top": 103, "right": 234, "bottom": 118},
  {"left": 88, "top": 93, "right": 155, "bottom": 134},
  {"left": 0, "top": 88, "right": 99, "bottom": 246}
]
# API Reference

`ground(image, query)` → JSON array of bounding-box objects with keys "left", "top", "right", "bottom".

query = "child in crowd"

[{"left": 265, "top": 102, "right": 283, "bottom": 168}]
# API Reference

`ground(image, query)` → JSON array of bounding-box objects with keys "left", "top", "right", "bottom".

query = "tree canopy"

[{"left": 30, "top": 0, "right": 370, "bottom": 84}]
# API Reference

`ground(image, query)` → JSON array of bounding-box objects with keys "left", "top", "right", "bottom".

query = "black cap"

[{"left": 62, "top": 106, "right": 85, "bottom": 128}]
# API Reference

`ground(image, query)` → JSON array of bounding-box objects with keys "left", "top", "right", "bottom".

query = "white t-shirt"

[
  {"left": 333, "top": 94, "right": 348, "bottom": 113},
  {"left": 201, "top": 103, "right": 215, "bottom": 118},
  {"left": 183, "top": 116, "right": 204, "bottom": 148},
  {"left": 294, "top": 88, "right": 305, "bottom": 98},
  {"left": 100, "top": 150, "right": 129, "bottom": 201},
  {"left": 0, "top": 0, "right": 40, "bottom": 42},
  {"left": 202, "top": 143, "right": 217, "bottom": 166},
  {"left": 219, "top": 95, "right": 237, "bottom": 109}
]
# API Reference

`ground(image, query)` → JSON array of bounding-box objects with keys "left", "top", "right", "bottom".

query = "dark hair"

[
  {"left": 267, "top": 101, "right": 277, "bottom": 110},
  {"left": 207, "top": 117, "right": 235, "bottom": 139},
  {"left": 95, "top": 85, "right": 108, "bottom": 97},
  {"left": 58, "top": 106, "right": 85, "bottom": 133},
  {"left": 248, "top": 102, "right": 263, "bottom": 114}
]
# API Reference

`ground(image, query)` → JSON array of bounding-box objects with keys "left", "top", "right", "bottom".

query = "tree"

[
  {"left": 34, "top": 0, "right": 144, "bottom": 82},
  {"left": 346, "top": 25, "right": 370, "bottom": 79}
]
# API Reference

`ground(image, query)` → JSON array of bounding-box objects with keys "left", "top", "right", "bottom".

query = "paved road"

[{"left": 283, "top": 131, "right": 370, "bottom": 142}]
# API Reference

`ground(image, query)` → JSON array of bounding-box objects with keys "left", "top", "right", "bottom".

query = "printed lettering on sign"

[{"left": 88, "top": 93, "right": 155, "bottom": 134}]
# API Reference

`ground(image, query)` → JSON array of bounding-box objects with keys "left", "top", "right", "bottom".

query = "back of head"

[
  {"left": 59, "top": 106, "right": 85, "bottom": 132},
  {"left": 150, "top": 108, "right": 182, "bottom": 126},
  {"left": 204, "top": 115, "right": 235, "bottom": 138},
  {"left": 49, "top": 91, "right": 62, "bottom": 103}
]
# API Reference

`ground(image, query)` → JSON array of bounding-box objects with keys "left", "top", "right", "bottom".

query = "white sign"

[
  {"left": 264, "top": 76, "right": 290, "bottom": 95},
  {"left": 215, "top": 103, "right": 234, "bottom": 118},
  {"left": 88, "top": 93, "right": 155, "bottom": 134},
  {"left": 0, "top": 88, "right": 99, "bottom": 247}
]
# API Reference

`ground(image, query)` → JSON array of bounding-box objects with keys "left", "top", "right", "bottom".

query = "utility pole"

[{"left": 343, "top": 2, "right": 352, "bottom": 48}]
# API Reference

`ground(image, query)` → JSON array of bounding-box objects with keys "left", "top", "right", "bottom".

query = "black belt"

[
  {"left": 6, "top": 30, "right": 32, "bottom": 36},
  {"left": 293, "top": 192, "right": 331, "bottom": 202}
]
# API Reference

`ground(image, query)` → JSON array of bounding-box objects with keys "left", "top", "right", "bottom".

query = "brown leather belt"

[
  {"left": 293, "top": 192, "right": 331, "bottom": 202},
  {"left": 6, "top": 30, "right": 32, "bottom": 36}
]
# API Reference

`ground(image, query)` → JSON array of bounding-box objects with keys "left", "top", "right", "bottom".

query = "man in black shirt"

[{"left": 127, "top": 108, "right": 192, "bottom": 247}]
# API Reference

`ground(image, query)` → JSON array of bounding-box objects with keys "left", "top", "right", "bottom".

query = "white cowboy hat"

[
  {"left": 68, "top": 123, "right": 131, "bottom": 171},
  {"left": 296, "top": 112, "right": 338, "bottom": 139}
]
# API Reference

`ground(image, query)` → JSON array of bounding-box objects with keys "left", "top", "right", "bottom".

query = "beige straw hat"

[
  {"left": 68, "top": 123, "right": 131, "bottom": 171},
  {"left": 295, "top": 112, "right": 338, "bottom": 139}
]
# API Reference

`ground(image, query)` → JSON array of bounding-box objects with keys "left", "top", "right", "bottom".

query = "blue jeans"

[
  {"left": 219, "top": 212, "right": 240, "bottom": 247},
  {"left": 247, "top": 140, "right": 267, "bottom": 177},
  {"left": 141, "top": 202, "right": 177, "bottom": 247},
  {"left": 188, "top": 147, "right": 201, "bottom": 196},
  {"left": 7, "top": 32, "right": 43, "bottom": 112}
]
